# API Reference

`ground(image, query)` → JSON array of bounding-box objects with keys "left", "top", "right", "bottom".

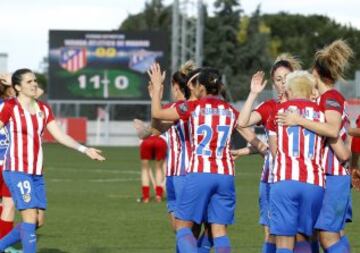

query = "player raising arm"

[
  {"left": 277, "top": 40, "right": 353, "bottom": 253},
  {"left": 0, "top": 69, "right": 104, "bottom": 253}
]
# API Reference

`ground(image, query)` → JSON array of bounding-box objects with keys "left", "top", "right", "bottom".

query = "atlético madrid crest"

[{"left": 60, "top": 47, "right": 87, "bottom": 73}]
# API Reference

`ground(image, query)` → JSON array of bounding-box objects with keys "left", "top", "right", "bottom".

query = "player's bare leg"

[
  {"left": 140, "top": 160, "right": 151, "bottom": 203},
  {"left": 319, "top": 231, "right": 340, "bottom": 249},
  {"left": 276, "top": 236, "right": 295, "bottom": 252},
  {"left": 264, "top": 226, "right": 276, "bottom": 244},
  {"left": 211, "top": 224, "right": 231, "bottom": 253},
  {"left": 37, "top": 210, "right": 45, "bottom": 228},
  {"left": 175, "top": 219, "right": 197, "bottom": 253},
  {"left": 154, "top": 160, "right": 164, "bottom": 202},
  {"left": 293, "top": 233, "right": 312, "bottom": 253}
]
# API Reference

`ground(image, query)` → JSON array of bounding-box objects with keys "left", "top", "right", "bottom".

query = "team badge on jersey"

[
  {"left": 37, "top": 111, "right": 44, "bottom": 119},
  {"left": 23, "top": 193, "right": 31, "bottom": 203},
  {"left": 178, "top": 103, "right": 188, "bottom": 113}
]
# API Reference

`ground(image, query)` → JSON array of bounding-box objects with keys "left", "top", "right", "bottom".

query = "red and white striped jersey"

[
  {"left": 0, "top": 98, "right": 55, "bottom": 175},
  {"left": 176, "top": 96, "right": 239, "bottom": 175},
  {"left": 254, "top": 99, "right": 277, "bottom": 183},
  {"left": 318, "top": 89, "right": 350, "bottom": 176},
  {"left": 164, "top": 101, "right": 191, "bottom": 177},
  {"left": 268, "top": 99, "right": 325, "bottom": 187}
]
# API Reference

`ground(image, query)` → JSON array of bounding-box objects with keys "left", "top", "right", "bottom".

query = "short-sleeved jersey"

[
  {"left": 164, "top": 101, "right": 191, "bottom": 177},
  {"left": 176, "top": 96, "right": 239, "bottom": 175},
  {"left": 0, "top": 100, "right": 9, "bottom": 165},
  {"left": 268, "top": 99, "right": 325, "bottom": 187},
  {"left": 318, "top": 89, "right": 349, "bottom": 175},
  {"left": 254, "top": 99, "right": 277, "bottom": 183},
  {"left": 0, "top": 98, "right": 55, "bottom": 175}
]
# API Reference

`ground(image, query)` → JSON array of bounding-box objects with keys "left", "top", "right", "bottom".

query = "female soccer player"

[
  {"left": 149, "top": 63, "right": 242, "bottom": 253},
  {"left": 0, "top": 69, "right": 105, "bottom": 253},
  {"left": 277, "top": 40, "right": 353, "bottom": 253},
  {"left": 267, "top": 70, "right": 327, "bottom": 253},
  {"left": 236, "top": 54, "right": 302, "bottom": 253},
  {"left": 138, "top": 134, "right": 167, "bottom": 203}
]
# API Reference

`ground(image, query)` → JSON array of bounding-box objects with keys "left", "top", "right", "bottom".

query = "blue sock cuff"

[
  {"left": 176, "top": 227, "right": 192, "bottom": 239},
  {"left": 295, "top": 241, "right": 308, "bottom": 247},
  {"left": 263, "top": 242, "right": 276, "bottom": 253},
  {"left": 326, "top": 239, "right": 346, "bottom": 253},
  {"left": 214, "top": 236, "right": 231, "bottom": 248},
  {"left": 276, "top": 248, "right": 292, "bottom": 253},
  {"left": 198, "top": 234, "right": 213, "bottom": 247},
  {"left": 341, "top": 235, "right": 349, "bottom": 243},
  {"left": 21, "top": 223, "right": 36, "bottom": 232}
]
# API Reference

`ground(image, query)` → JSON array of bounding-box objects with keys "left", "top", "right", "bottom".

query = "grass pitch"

[{"left": 32, "top": 144, "right": 360, "bottom": 253}]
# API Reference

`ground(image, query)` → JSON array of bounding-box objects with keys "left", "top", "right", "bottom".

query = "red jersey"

[
  {"left": 254, "top": 99, "right": 277, "bottom": 183},
  {"left": 176, "top": 96, "right": 239, "bottom": 175},
  {"left": 268, "top": 99, "right": 325, "bottom": 187},
  {"left": 0, "top": 98, "right": 55, "bottom": 175},
  {"left": 164, "top": 102, "right": 191, "bottom": 176},
  {"left": 318, "top": 89, "right": 349, "bottom": 176}
]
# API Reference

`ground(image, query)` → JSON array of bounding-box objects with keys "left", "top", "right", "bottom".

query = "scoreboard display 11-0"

[{"left": 48, "top": 30, "right": 169, "bottom": 100}]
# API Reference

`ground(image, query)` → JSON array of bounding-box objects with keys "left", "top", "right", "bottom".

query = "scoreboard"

[{"left": 48, "top": 30, "right": 169, "bottom": 100}]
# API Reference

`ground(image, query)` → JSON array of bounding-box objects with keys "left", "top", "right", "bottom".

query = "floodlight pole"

[{"left": 171, "top": 0, "right": 204, "bottom": 74}]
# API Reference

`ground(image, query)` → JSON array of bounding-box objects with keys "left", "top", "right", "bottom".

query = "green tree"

[
  {"left": 203, "top": 0, "right": 243, "bottom": 99},
  {"left": 120, "top": 0, "right": 171, "bottom": 31}
]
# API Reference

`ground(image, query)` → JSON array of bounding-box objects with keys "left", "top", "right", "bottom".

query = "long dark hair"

[
  {"left": 11, "top": 68, "right": 33, "bottom": 95},
  {"left": 187, "top": 67, "right": 223, "bottom": 96}
]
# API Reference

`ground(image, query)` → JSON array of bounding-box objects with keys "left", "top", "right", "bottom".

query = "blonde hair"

[
  {"left": 285, "top": 70, "right": 316, "bottom": 98},
  {"left": 179, "top": 60, "right": 196, "bottom": 76},
  {"left": 314, "top": 39, "right": 353, "bottom": 82},
  {"left": 271, "top": 53, "right": 302, "bottom": 77}
]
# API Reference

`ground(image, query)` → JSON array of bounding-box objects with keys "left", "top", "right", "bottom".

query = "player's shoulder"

[
  {"left": 1, "top": 97, "right": 16, "bottom": 108},
  {"left": 321, "top": 89, "right": 345, "bottom": 102},
  {"left": 263, "top": 99, "right": 277, "bottom": 107}
]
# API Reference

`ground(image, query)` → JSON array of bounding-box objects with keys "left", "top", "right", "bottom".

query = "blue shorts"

[
  {"left": 3, "top": 171, "right": 47, "bottom": 210},
  {"left": 345, "top": 192, "right": 352, "bottom": 224},
  {"left": 315, "top": 175, "right": 351, "bottom": 232},
  {"left": 270, "top": 180, "right": 324, "bottom": 236},
  {"left": 175, "top": 173, "right": 235, "bottom": 225},
  {"left": 166, "top": 175, "right": 186, "bottom": 213},
  {"left": 259, "top": 182, "right": 271, "bottom": 226}
]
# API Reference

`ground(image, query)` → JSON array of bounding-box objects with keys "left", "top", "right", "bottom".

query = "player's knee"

[
  {"left": 37, "top": 214, "right": 45, "bottom": 228},
  {"left": 319, "top": 232, "right": 340, "bottom": 248},
  {"left": 210, "top": 224, "right": 227, "bottom": 238}
]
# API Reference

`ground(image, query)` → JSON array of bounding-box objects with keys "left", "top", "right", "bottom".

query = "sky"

[{"left": 1, "top": 0, "right": 360, "bottom": 72}]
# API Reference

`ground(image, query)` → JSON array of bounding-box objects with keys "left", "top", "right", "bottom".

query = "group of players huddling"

[{"left": 135, "top": 39, "right": 360, "bottom": 253}]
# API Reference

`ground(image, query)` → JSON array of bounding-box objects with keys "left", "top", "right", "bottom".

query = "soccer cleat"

[
  {"left": 4, "top": 247, "right": 22, "bottom": 253},
  {"left": 136, "top": 197, "right": 150, "bottom": 203},
  {"left": 155, "top": 196, "right": 162, "bottom": 203}
]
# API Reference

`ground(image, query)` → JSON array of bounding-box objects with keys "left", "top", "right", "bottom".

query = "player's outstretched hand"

[
  {"left": 231, "top": 148, "right": 247, "bottom": 160},
  {"left": 276, "top": 111, "right": 301, "bottom": 126},
  {"left": 85, "top": 148, "right": 105, "bottom": 161},
  {"left": 0, "top": 73, "right": 11, "bottom": 86},
  {"left": 351, "top": 168, "right": 360, "bottom": 191},
  {"left": 250, "top": 71, "right": 267, "bottom": 95},
  {"left": 147, "top": 63, "right": 166, "bottom": 90}
]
